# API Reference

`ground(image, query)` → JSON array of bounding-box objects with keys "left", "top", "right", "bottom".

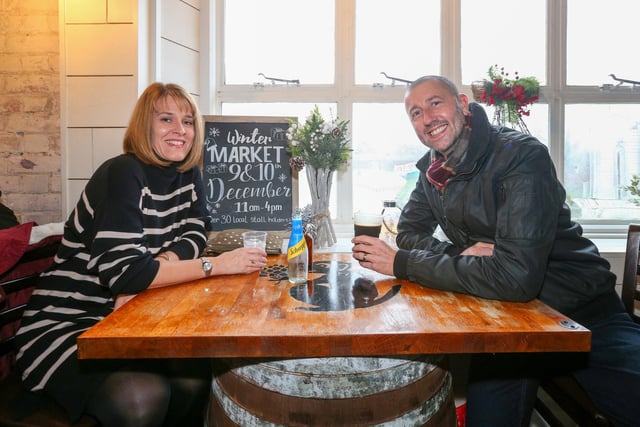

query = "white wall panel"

[
  {"left": 65, "top": 0, "right": 107, "bottom": 23},
  {"left": 67, "top": 128, "right": 93, "bottom": 178},
  {"left": 161, "top": 0, "right": 200, "bottom": 50},
  {"left": 160, "top": 40, "right": 199, "bottom": 94},
  {"left": 182, "top": 0, "right": 201, "bottom": 10},
  {"left": 108, "top": 0, "right": 135, "bottom": 22},
  {"left": 93, "top": 128, "right": 126, "bottom": 168},
  {"left": 67, "top": 179, "right": 88, "bottom": 214},
  {"left": 66, "top": 24, "right": 137, "bottom": 75},
  {"left": 67, "top": 76, "right": 137, "bottom": 127}
]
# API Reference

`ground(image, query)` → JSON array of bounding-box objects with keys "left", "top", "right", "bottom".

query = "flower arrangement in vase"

[
  {"left": 286, "top": 105, "right": 351, "bottom": 248},
  {"left": 472, "top": 65, "right": 540, "bottom": 134}
]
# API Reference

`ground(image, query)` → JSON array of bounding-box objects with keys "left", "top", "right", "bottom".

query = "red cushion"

[
  {"left": 0, "top": 224, "right": 61, "bottom": 381},
  {"left": 0, "top": 222, "right": 33, "bottom": 276}
]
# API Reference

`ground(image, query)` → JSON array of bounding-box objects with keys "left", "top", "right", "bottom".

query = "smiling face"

[
  {"left": 150, "top": 96, "right": 195, "bottom": 163},
  {"left": 404, "top": 79, "right": 469, "bottom": 155}
]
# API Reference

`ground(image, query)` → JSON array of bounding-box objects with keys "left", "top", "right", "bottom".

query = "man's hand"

[
  {"left": 351, "top": 235, "right": 397, "bottom": 276},
  {"left": 460, "top": 241, "right": 495, "bottom": 257}
]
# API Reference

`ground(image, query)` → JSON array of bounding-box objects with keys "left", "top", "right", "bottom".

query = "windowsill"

[
  {"left": 590, "top": 238, "right": 626, "bottom": 255},
  {"left": 315, "top": 237, "right": 353, "bottom": 253},
  {"left": 329, "top": 221, "right": 631, "bottom": 255}
]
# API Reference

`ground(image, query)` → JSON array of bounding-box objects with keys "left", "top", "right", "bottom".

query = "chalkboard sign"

[{"left": 202, "top": 116, "right": 297, "bottom": 233}]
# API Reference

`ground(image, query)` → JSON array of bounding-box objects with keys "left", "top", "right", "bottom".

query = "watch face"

[{"left": 202, "top": 258, "right": 212, "bottom": 273}]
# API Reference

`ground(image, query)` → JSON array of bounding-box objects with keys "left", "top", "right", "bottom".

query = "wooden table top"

[{"left": 77, "top": 253, "right": 591, "bottom": 359}]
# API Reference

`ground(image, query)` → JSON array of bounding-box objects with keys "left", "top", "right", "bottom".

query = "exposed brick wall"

[{"left": 0, "top": 1, "right": 61, "bottom": 225}]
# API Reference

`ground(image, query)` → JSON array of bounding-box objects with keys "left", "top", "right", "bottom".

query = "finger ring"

[{"left": 362, "top": 253, "right": 367, "bottom": 262}]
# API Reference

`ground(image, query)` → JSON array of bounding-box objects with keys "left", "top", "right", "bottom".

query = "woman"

[{"left": 16, "top": 82, "right": 267, "bottom": 427}]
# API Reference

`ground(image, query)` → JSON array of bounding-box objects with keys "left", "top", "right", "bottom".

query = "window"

[
  {"left": 565, "top": 105, "right": 640, "bottom": 221},
  {"left": 212, "top": 0, "right": 640, "bottom": 236},
  {"left": 351, "top": 103, "right": 426, "bottom": 212},
  {"left": 461, "top": 0, "right": 546, "bottom": 86},
  {"left": 567, "top": 1, "right": 640, "bottom": 85},
  {"left": 224, "top": 0, "right": 334, "bottom": 84},
  {"left": 564, "top": 0, "right": 640, "bottom": 223},
  {"left": 355, "top": 1, "right": 440, "bottom": 85}
]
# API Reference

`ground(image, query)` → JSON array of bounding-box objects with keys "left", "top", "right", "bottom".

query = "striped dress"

[{"left": 15, "top": 153, "right": 208, "bottom": 417}]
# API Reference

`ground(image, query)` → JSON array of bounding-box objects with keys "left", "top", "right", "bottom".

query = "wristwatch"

[{"left": 201, "top": 257, "right": 213, "bottom": 277}]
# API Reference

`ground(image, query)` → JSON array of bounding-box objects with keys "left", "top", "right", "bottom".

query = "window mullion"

[
  {"left": 335, "top": 0, "right": 356, "bottom": 223},
  {"left": 440, "top": 0, "right": 461, "bottom": 83},
  {"left": 547, "top": 0, "right": 566, "bottom": 181}
]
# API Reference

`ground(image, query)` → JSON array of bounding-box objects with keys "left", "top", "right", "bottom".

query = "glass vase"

[
  {"left": 305, "top": 165, "right": 336, "bottom": 248},
  {"left": 492, "top": 104, "right": 531, "bottom": 135}
]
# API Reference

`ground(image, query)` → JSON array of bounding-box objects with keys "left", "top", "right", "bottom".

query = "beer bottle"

[
  {"left": 303, "top": 222, "right": 315, "bottom": 271},
  {"left": 380, "top": 200, "right": 401, "bottom": 249}
]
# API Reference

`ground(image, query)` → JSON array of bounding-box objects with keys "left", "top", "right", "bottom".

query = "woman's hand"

[
  {"left": 351, "top": 235, "right": 397, "bottom": 276},
  {"left": 114, "top": 294, "right": 136, "bottom": 310},
  {"left": 150, "top": 247, "right": 267, "bottom": 289},
  {"left": 213, "top": 247, "right": 267, "bottom": 275}
]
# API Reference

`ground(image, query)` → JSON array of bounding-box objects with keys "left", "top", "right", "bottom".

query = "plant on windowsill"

[
  {"left": 286, "top": 105, "right": 352, "bottom": 248},
  {"left": 623, "top": 175, "right": 640, "bottom": 206},
  {"left": 472, "top": 65, "right": 540, "bottom": 134}
]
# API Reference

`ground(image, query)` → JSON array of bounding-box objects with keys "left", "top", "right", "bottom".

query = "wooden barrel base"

[{"left": 208, "top": 355, "right": 456, "bottom": 426}]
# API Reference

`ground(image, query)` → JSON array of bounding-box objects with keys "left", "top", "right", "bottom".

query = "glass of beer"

[{"left": 353, "top": 212, "right": 382, "bottom": 237}]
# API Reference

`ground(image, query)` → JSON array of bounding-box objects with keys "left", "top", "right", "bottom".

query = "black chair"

[
  {"left": 535, "top": 375, "right": 611, "bottom": 427},
  {"left": 622, "top": 223, "right": 640, "bottom": 323},
  {"left": 535, "top": 223, "right": 640, "bottom": 426}
]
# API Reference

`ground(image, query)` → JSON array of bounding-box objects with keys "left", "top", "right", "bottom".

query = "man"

[{"left": 352, "top": 75, "right": 640, "bottom": 426}]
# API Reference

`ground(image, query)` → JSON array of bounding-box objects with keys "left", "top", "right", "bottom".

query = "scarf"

[{"left": 426, "top": 113, "right": 472, "bottom": 191}]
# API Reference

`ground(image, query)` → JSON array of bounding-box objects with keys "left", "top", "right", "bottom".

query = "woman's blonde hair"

[{"left": 123, "top": 82, "right": 204, "bottom": 172}]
